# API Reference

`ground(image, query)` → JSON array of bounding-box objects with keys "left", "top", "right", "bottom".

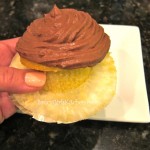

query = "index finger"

[
  {"left": 1, "top": 37, "right": 20, "bottom": 55},
  {"left": 0, "top": 38, "right": 20, "bottom": 66}
]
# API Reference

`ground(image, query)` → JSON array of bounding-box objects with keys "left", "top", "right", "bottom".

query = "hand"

[{"left": 0, "top": 38, "right": 46, "bottom": 123}]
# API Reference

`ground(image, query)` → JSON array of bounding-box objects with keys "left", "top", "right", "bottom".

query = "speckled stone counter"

[{"left": 0, "top": 0, "right": 150, "bottom": 150}]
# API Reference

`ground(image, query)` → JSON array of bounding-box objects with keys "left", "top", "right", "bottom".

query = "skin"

[{"left": 0, "top": 38, "right": 46, "bottom": 124}]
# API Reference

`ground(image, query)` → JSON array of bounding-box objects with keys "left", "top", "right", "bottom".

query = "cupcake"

[{"left": 11, "top": 5, "right": 116, "bottom": 123}]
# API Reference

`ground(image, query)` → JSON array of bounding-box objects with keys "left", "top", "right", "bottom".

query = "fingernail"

[{"left": 25, "top": 72, "right": 46, "bottom": 87}]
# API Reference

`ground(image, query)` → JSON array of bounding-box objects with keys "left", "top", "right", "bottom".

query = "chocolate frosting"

[{"left": 16, "top": 5, "right": 110, "bottom": 69}]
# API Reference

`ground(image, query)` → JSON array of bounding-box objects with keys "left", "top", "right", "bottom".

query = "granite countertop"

[{"left": 0, "top": 0, "right": 150, "bottom": 150}]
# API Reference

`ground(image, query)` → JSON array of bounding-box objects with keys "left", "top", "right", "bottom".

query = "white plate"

[{"left": 89, "top": 25, "right": 150, "bottom": 123}]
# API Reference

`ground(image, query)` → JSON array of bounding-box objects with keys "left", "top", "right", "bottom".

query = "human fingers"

[
  {"left": 0, "top": 38, "right": 20, "bottom": 66},
  {"left": 0, "top": 67, "right": 46, "bottom": 93},
  {"left": 0, "top": 92, "right": 16, "bottom": 123},
  {"left": 1, "top": 37, "right": 19, "bottom": 55}
]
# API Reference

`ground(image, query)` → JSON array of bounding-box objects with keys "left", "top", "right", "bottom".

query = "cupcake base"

[{"left": 10, "top": 53, "right": 116, "bottom": 123}]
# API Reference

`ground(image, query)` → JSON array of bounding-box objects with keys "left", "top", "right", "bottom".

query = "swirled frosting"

[{"left": 16, "top": 5, "right": 110, "bottom": 69}]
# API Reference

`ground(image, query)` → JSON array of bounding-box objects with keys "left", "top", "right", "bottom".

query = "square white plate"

[{"left": 89, "top": 25, "right": 150, "bottom": 123}]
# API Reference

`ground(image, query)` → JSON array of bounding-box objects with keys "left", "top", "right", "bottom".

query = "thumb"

[{"left": 0, "top": 67, "right": 46, "bottom": 93}]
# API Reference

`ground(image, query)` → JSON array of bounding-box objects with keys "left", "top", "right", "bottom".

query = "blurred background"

[
  {"left": 0, "top": 0, "right": 149, "bottom": 38},
  {"left": 0, "top": 0, "right": 150, "bottom": 150}
]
